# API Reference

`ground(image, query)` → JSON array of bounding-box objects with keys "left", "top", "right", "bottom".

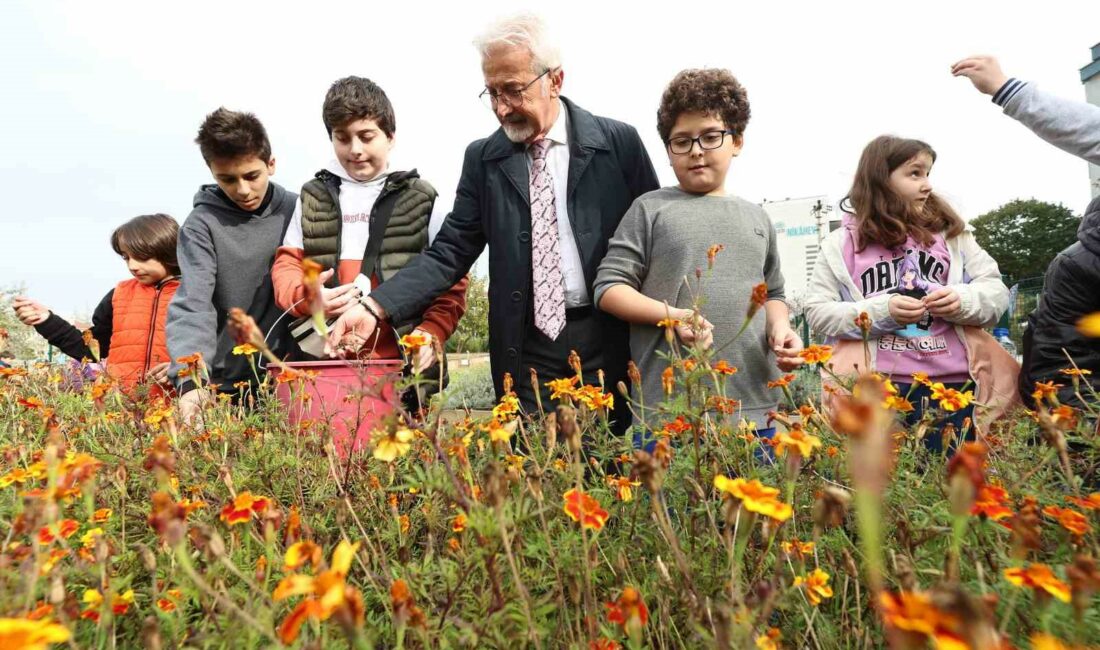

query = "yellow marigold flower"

[
  {"left": 373, "top": 426, "right": 415, "bottom": 463},
  {"left": 883, "top": 394, "right": 915, "bottom": 412},
  {"left": 545, "top": 376, "right": 580, "bottom": 401},
  {"left": 656, "top": 318, "right": 681, "bottom": 330},
  {"left": 1059, "top": 367, "right": 1092, "bottom": 378},
  {"left": 755, "top": 627, "right": 781, "bottom": 650},
  {"left": 780, "top": 540, "right": 815, "bottom": 558},
  {"left": 772, "top": 426, "right": 822, "bottom": 459},
  {"left": 80, "top": 528, "right": 104, "bottom": 550},
  {"left": 661, "top": 366, "right": 675, "bottom": 395},
  {"left": 793, "top": 568, "right": 834, "bottom": 605},
  {"left": 92, "top": 508, "right": 112, "bottom": 523},
  {"left": 1004, "top": 563, "right": 1071, "bottom": 603},
  {"left": 606, "top": 475, "right": 641, "bottom": 502},
  {"left": 1076, "top": 312, "right": 1100, "bottom": 337},
  {"left": 930, "top": 382, "right": 973, "bottom": 412},
  {"left": 911, "top": 371, "right": 931, "bottom": 386},
  {"left": 284, "top": 541, "right": 323, "bottom": 572},
  {"left": 0, "top": 618, "right": 71, "bottom": 649},
  {"left": 878, "top": 591, "right": 965, "bottom": 648},
  {"left": 232, "top": 343, "right": 258, "bottom": 356},
  {"left": 713, "top": 476, "right": 792, "bottom": 522},
  {"left": 492, "top": 394, "right": 520, "bottom": 421}
]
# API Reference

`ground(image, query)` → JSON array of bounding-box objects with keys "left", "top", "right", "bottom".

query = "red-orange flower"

[
  {"left": 971, "top": 484, "right": 1013, "bottom": 522},
  {"left": 1066, "top": 493, "right": 1100, "bottom": 511},
  {"left": 1043, "top": 506, "right": 1092, "bottom": 537},
  {"left": 748, "top": 282, "right": 769, "bottom": 318},
  {"left": 37, "top": 519, "right": 79, "bottom": 545},
  {"left": 767, "top": 374, "right": 796, "bottom": 389},
  {"left": 605, "top": 586, "right": 648, "bottom": 630},
  {"left": 711, "top": 360, "right": 737, "bottom": 375},
  {"left": 799, "top": 344, "right": 833, "bottom": 365},
  {"left": 563, "top": 489, "right": 609, "bottom": 531},
  {"left": 1004, "top": 564, "right": 1071, "bottom": 602},
  {"left": 220, "top": 491, "right": 272, "bottom": 526}
]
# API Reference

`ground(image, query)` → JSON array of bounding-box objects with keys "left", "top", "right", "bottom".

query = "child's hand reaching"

[
  {"left": 769, "top": 326, "right": 804, "bottom": 371},
  {"left": 315, "top": 268, "right": 362, "bottom": 317},
  {"left": 12, "top": 296, "right": 49, "bottom": 326},
  {"left": 951, "top": 56, "right": 1008, "bottom": 96}
]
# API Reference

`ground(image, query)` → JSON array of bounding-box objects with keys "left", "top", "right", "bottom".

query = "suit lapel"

[{"left": 500, "top": 151, "right": 530, "bottom": 206}]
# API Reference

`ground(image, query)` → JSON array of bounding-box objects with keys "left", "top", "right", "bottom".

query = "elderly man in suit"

[{"left": 327, "top": 14, "right": 659, "bottom": 430}]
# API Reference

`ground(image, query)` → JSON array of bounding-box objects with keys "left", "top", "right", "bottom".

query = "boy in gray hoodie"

[
  {"left": 167, "top": 108, "right": 298, "bottom": 422},
  {"left": 953, "top": 55, "right": 1100, "bottom": 406}
]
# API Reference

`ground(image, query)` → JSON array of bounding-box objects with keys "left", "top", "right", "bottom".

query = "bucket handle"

[{"left": 258, "top": 299, "right": 410, "bottom": 371}]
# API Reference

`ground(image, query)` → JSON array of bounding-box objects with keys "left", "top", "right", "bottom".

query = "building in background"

[
  {"left": 761, "top": 196, "right": 841, "bottom": 310},
  {"left": 1084, "top": 42, "right": 1100, "bottom": 197}
]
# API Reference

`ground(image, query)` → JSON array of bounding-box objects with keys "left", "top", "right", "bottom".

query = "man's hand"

[
  {"left": 178, "top": 388, "right": 213, "bottom": 425},
  {"left": 671, "top": 308, "right": 714, "bottom": 350},
  {"left": 12, "top": 296, "right": 49, "bottom": 326},
  {"left": 316, "top": 269, "right": 361, "bottom": 317},
  {"left": 951, "top": 56, "right": 1008, "bottom": 96},
  {"left": 410, "top": 328, "right": 439, "bottom": 373},
  {"left": 923, "top": 287, "right": 962, "bottom": 318},
  {"left": 325, "top": 303, "right": 379, "bottom": 357},
  {"left": 769, "top": 326, "right": 805, "bottom": 372},
  {"left": 888, "top": 295, "right": 927, "bottom": 325},
  {"left": 145, "top": 362, "right": 171, "bottom": 387}
]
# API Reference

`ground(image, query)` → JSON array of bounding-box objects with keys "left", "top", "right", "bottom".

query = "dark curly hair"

[
  {"left": 322, "top": 76, "right": 396, "bottom": 138},
  {"left": 194, "top": 107, "right": 272, "bottom": 165},
  {"left": 657, "top": 68, "right": 751, "bottom": 143}
]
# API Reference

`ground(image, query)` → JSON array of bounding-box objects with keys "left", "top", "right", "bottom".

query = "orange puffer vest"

[{"left": 107, "top": 277, "right": 178, "bottom": 390}]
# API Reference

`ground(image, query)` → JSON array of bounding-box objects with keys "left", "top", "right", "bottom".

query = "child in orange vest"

[{"left": 14, "top": 214, "right": 181, "bottom": 393}]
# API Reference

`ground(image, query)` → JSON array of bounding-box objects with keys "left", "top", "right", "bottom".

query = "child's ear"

[{"left": 730, "top": 135, "right": 745, "bottom": 157}]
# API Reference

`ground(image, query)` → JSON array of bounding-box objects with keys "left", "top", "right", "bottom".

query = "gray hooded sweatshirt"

[{"left": 167, "top": 183, "right": 298, "bottom": 391}]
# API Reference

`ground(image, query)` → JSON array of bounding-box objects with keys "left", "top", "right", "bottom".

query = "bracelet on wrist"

[{"left": 358, "top": 297, "right": 382, "bottom": 322}]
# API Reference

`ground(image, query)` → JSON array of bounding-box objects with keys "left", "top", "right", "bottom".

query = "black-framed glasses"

[
  {"left": 666, "top": 129, "right": 737, "bottom": 155},
  {"left": 479, "top": 68, "right": 554, "bottom": 109}
]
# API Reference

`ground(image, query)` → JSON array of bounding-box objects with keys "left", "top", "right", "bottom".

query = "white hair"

[{"left": 473, "top": 13, "right": 562, "bottom": 74}]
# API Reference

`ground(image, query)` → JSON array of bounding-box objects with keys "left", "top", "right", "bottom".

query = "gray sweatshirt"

[
  {"left": 167, "top": 183, "right": 297, "bottom": 391},
  {"left": 994, "top": 78, "right": 1100, "bottom": 165},
  {"left": 593, "top": 187, "right": 786, "bottom": 428}
]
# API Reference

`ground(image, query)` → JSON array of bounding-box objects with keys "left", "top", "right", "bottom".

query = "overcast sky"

[{"left": 2, "top": 0, "right": 1098, "bottom": 318}]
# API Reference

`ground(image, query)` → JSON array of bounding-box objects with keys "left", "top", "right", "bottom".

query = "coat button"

[
  {"left": 511, "top": 290, "right": 522, "bottom": 302},
  {"left": 518, "top": 231, "right": 531, "bottom": 242},
  {"left": 507, "top": 347, "right": 518, "bottom": 358}
]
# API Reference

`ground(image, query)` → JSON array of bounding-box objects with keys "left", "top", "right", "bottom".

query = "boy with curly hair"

[{"left": 593, "top": 68, "right": 803, "bottom": 434}]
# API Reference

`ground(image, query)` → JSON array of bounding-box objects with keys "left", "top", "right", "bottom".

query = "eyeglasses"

[
  {"left": 666, "top": 129, "right": 737, "bottom": 155},
  {"left": 479, "top": 68, "right": 554, "bottom": 109}
]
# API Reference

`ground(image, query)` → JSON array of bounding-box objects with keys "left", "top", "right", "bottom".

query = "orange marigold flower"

[
  {"left": 92, "top": 508, "right": 112, "bottom": 524},
  {"left": 798, "top": 344, "right": 833, "bottom": 365},
  {"left": 0, "top": 617, "right": 71, "bottom": 648},
  {"left": 749, "top": 282, "right": 769, "bottom": 314},
  {"left": 605, "top": 586, "right": 648, "bottom": 630},
  {"left": 755, "top": 627, "right": 781, "bottom": 650},
  {"left": 1004, "top": 564, "right": 1071, "bottom": 602},
  {"left": 563, "top": 488, "right": 609, "bottom": 531},
  {"left": 878, "top": 590, "right": 964, "bottom": 648},
  {"left": 780, "top": 540, "right": 815, "bottom": 558},
  {"left": 713, "top": 476, "right": 792, "bottom": 522},
  {"left": 1032, "top": 380, "right": 1063, "bottom": 404},
  {"left": 773, "top": 426, "right": 822, "bottom": 459},
  {"left": 711, "top": 360, "right": 738, "bottom": 375},
  {"left": 911, "top": 371, "right": 931, "bottom": 386},
  {"left": 220, "top": 491, "right": 272, "bottom": 526},
  {"left": 660, "top": 415, "right": 693, "bottom": 437},
  {"left": 930, "top": 382, "right": 973, "bottom": 412},
  {"left": 606, "top": 475, "right": 641, "bottom": 502},
  {"left": 17, "top": 396, "right": 44, "bottom": 410},
  {"left": 767, "top": 374, "right": 796, "bottom": 389},
  {"left": 590, "top": 639, "right": 622, "bottom": 650},
  {"left": 451, "top": 513, "right": 467, "bottom": 533},
  {"left": 1076, "top": 312, "right": 1100, "bottom": 337},
  {"left": 37, "top": 519, "right": 79, "bottom": 545},
  {"left": 655, "top": 317, "right": 681, "bottom": 330},
  {"left": 398, "top": 333, "right": 430, "bottom": 356},
  {"left": 1066, "top": 493, "right": 1100, "bottom": 511},
  {"left": 284, "top": 541, "right": 324, "bottom": 572},
  {"left": 1059, "top": 367, "right": 1093, "bottom": 378},
  {"left": 883, "top": 394, "right": 915, "bottom": 412},
  {"left": 546, "top": 376, "right": 580, "bottom": 401},
  {"left": 390, "top": 578, "right": 426, "bottom": 629},
  {"left": 661, "top": 366, "right": 674, "bottom": 395},
  {"left": 706, "top": 243, "right": 725, "bottom": 268},
  {"left": 793, "top": 568, "right": 833, "bottom": 605},
  {"left": 971, "top": 484, "right": 1013, "bottom": 522},
  {"left": 1043, "top": 506, "right": 1092, "bottom": 537},
  {"left": 274, "top": 540, "right": 364, "bottom": 642}
]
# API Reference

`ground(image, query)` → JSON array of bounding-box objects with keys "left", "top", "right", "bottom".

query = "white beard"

[{"left": 501, "top": 119, "right": 536, "bottom": 143}]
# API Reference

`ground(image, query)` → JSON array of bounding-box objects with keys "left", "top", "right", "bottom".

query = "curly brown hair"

[
  {"left": 657, "top": 68, "right": 751, "bottom": 143},
  {"left": 845, "top": 135, "right": 965, "bottom": 251}
]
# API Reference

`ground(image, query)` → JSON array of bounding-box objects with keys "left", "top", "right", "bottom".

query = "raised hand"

[{"left": 951, "top": 56, "right": 1008, "bottom": 96}]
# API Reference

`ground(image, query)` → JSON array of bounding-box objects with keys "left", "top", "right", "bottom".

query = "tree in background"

[
  {"left": 0, "top": 286, "right": 47, "bottom": 360},
  {"left": 970, "top": 199, "right": 1079, "bottom": 283},
  {"left": 445, "top": 275, "right": 489, "bottom": 354}
]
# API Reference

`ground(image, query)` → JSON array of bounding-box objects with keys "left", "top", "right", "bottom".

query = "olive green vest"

[{"left": 299, "top": 169, "right": 436, "bottom": 292}]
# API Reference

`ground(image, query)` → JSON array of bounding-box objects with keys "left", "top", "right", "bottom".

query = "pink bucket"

[{"left": 271, "top": 360, "right": 404, "bottom": 457}]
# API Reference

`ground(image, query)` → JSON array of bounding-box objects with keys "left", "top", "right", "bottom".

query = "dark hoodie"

[
  {"left": 167, "top": 182, "right": 298, "bottom": 392},
  {"left": 1020, "top": 195, "right": 1100, "bottom": 407}
]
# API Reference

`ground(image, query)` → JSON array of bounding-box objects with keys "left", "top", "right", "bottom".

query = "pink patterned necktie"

[{"left": 529, "top": 138, "right": 566, "bottom": 340}]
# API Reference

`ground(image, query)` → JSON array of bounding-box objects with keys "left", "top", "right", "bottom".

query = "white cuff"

[{"left": 353, "top": 273, "right": 373, "bottom": 297}]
